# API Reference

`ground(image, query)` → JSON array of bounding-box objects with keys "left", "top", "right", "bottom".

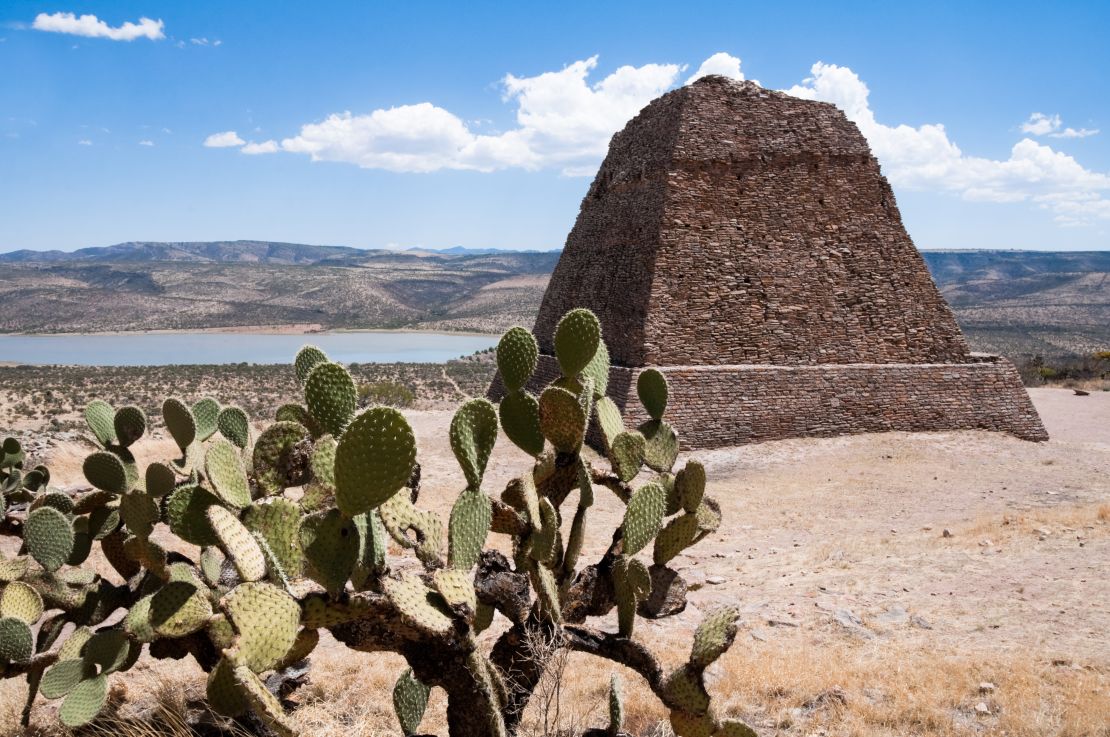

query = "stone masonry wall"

[
  {"left": 534, "top": 76, "right": 971, "bottom": 367},
  {"left": 499, "top": 354, "right": 1048, "bottom": 449}
]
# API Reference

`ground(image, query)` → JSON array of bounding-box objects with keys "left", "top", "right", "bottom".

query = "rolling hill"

[{"left": 1, "top": 243, "right": 1106, "bottom": 361}]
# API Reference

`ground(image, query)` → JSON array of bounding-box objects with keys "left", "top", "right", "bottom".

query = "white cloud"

[
  {"left": 217, "top": 52, "right": 1110, "bottom": 227},
  {"left": 786, "top": 62, "right": 1110, "bottom": 225},
  {"left": 277, "top": 56, "right": 680, "bottom": 174},
  {"left": 32, "top": 12, "right": 164, "bottom": 41},
  {"left": 686, "top": 52, "right": 744, "bottom": 84},
  {"left": 190, "top": 37, "right": 222, "bottom": 47},
  {"left": 77, "top": 139, "right": 91, "bottom": 146},
  {"left": 138, "top": 139, "right": 154, "bottom": 146},
  {"left": 203, "top": 131, "right": 245, "bottom": 148},
  {"left": 241, "top": 140, "right": 279, "bottom": 155},
  {"left": 1021, "top": 112, "right": 1098, "bottom": 139}
]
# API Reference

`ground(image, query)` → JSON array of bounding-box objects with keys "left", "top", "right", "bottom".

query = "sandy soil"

[{"left": 4, "top": 387, "right": 1107, "bottom": 735}]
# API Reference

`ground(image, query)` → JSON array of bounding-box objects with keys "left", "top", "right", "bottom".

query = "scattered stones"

[
  {"left": 975, "top": 702, "right": 991, "bottom": 715},
  {"left": 943, "top": 529, "right": 953, "bottom": 538},
  {"left": 637, "top": 565, "right": 688, "bottom": 618},
  {"left": 705, "top": 575, "right": 726, "bottom": 585},
  {"left": 978, "top": 682, "right": 996, "bottom": 694}
]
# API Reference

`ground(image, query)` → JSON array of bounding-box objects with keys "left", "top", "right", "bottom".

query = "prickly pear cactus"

[{"left": 0, "top": 308, "right": 754, "bottom": 737}]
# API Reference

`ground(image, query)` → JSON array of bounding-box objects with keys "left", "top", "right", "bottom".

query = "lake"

[{"left": 0, "top": 331, "right": 498, "bottom": 366}]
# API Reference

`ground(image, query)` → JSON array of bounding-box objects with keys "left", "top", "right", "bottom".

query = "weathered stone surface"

[{"left": 495, "top": 75, "right": 1047, "bottom": 448}]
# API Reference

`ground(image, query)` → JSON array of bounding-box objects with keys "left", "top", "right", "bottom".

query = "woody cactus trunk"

[{"left": 0, "top": 309, "right": 756, "bottom": 737}]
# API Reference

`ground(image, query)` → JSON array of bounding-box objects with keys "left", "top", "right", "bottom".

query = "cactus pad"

[
  {"left": 639, "top": 419, "right": 679, "bottom": 473},
  {"left": 145, "top": 461, "right": 176, "bottom": 497},
  {"left": 621, "top": 482, "right": 665, "bottom": 556},
  {"left": 1, "top": 581, "right": 44, "bottom": 624},
  {"left": 653, "top": 512, "right": 699, "bottom": 565},
  {"left": 40, "top": 658, "right": 87, "bottom": 699},
  {"left": 310, "top": 434, "right": 338, "bottom": 490},
  {"left": 529, "top": 562, "right": 561, "bottom": 622},
  {"left": 216, "top": 405, "right": 251, "bottom": 449},
  {"left": 150, "top": 580, "right": 212, "bottom": 637},
  {"left": 305, "top": 361, "right": 358, "bottom": 437},
  {"left": 83, "top": 629, "right": 130, "bottom": 675},
  {"left": 393, "top": 667, "right": 431, "bottom": 736},
  {"left": 609, "top": 431, "right": 645, "bottom": 483},
  {"left": 253, "top": 421, "right": 310, "bottom": 494},
  {"left": 299, "top": 509, "right": 358, "bottom": 595},
  {"left": 499, "top": 389, "right": 544, "bottom": 457},
  {"left": 637, "top": 369, "right": 668, "bottom": 421},
  {"left": 162, "top": 398, "right": 197, "bottom": 449},
  {"left": 0, "top": 616, "right": 33, "bottom": 661},
  {"left": 82, "top": 451, "right": 128, "bottom": 494},
  {"left": 449, "top": 398, "right": 499, "bottom": 490},
  {"left": 207, "top": 505, "right": 267, "bottom": 582},
  {"left": 243, "top": 498, "right": 305, "bottom": 580},
  {"left": 690, "top": 606, "right": 740, "bottom": 669},
  {"left": 84, "top": 400, "right": 116, "bottom": 446},
  {"left": 715, "top": 719, "right": 758, "bottom": 737},
  {"left": 206, "top": 657, "right": 248, "bottom": 717},
  {"left": 225, "top": 582, "right": 300, "bottom": 672},
  {"left": 0, "top": 555, "right": 30, "bottom": 582},
  {"left": 384, "top": 574, "right": 454, "bottom": 636},
  {"left": 432, "top": 568, "right": 478, "bottom": 612},
  {"left": 295, "top": 344, "right": 329, "bottom": 385},
  {"left": 379, "top": 491, "right": 444, "bottom": 564},
  {"left": 495, "top": 326, "right": 539, "bottom": 392},
  {"left": 553, "top": 308, "right": 601, "bottom": 378},
  {"left": 25, "top": 506, "right": 75, "bottom": 572},
  {"left": 676, "top": 460, "right": 706, "bottom": 514},
  {"left": 112, "top": 405, "right": 147, "bottom": 447},
  {"left": 609, "top": 674, "right": 624, "bottom": 735},
  {"left": 205, "top": 439, "right": 251, "bottom": 509},
  {"left": 669, "top": 709, "right": 717, "bottom": 737},
  {"left": 582, "top": 338, "right": 610, "bottom": 398},
  {"left": 335, "top": 406, "right": 416, "bottom": 516},
  {"left": 663, "top": 665, "right": 711, "bottom": 714},
  {"left": 613, "top": 556, "right": 651, "bottom": 636},
  {"left": 59, "top": 673, "right": 108, "bottom": 727},
  {"left": 448, "top": 487, "right": 492, "bottom": 570},
  {"left": 539, "top": 386, "right": 587, "bottom": 453},
  {"left": 594, "top": 396, "right": 624, "bottom": 450},
  {"left": 166, "top": 485, "right": 221, "bottom": 546},
  {"left": 120, "top": 490, "right": 159, "bottom": 538},
  {"left": 124, "top": 594, "right": 155, "bottom": 643},
  {"left": 192, "top": 398, "right": 221, "bottom": 442},
  {"left": 233, "top": 664, "right": 296, "bottom": 737}
]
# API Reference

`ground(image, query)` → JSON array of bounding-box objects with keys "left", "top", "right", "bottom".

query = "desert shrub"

[
  {"left": 357, "top": 380, "right": 415, "bottom": 408},
  {"left": 0, "top": 310, "right": 752, "bottom": 737}
]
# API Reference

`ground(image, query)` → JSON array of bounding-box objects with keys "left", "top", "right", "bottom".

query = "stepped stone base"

[{"left": 492, "top": 355, "right": 1048, "bottom": 449}]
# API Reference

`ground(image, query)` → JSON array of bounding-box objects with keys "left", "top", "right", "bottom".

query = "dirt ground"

[{"left": 3, "top": 387, "right": 1108, "bottom": 736}]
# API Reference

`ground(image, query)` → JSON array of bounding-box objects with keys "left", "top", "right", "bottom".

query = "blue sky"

[{"left": 2, "top": 1, "right": 1108, "bottom": 252}]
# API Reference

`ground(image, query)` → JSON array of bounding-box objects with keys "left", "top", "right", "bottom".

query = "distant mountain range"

[
  {"left": 1, "top": 242, "right": 1106, "bottom": 360},
  {"left": 0, "top": 240, "right": 554, "bottom": 265}
]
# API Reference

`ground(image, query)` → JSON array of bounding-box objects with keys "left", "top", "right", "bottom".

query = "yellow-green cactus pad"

[
  {"left": 192, "top": 397, "right": 221, "bottom": 442},
  {"left": 383, "top": 574, "right": 454, "bottom": 637},
  {"left": 295, "top": 344, "right": 329, "bottom": 386},
  {"left": 25, "top": 506, "right": 75, "bottom": 572},
  {"left": 150, "top": 580, "right": 213, "bottom": 637},
  {"left": 1, "top": 580, "right": 44, "bottom": 623},
  {"left": 553, "top": 308, "right": 601, "bottom": 378},
  {"left": 82, "top": 451, "right": 128, "bottom": 494},
  {"left": 335, "top": 406, "right": 417, "bottom": 516},
  {"left": 162, "top": 398, "right": 197, "bottom": 449},
  {"left": 225, "top": 581, "right": 300, "bottom": 673},
  {"left": 621, "top": 482, "right": 665, "bottom": 556},
  {"left": 499, "top": 389, "right": 544, "bottom": 457},
  {"left": 205, "top": 439, "right": 252, "bottom": 509},
  {"left": 449, "top": 398, "right": 498, "bottom": 490},
  {"left": 448, "top": 488, "right": 492, "bottom": 571},
  {"left": 636, "top": 369, "right": 668, "bottom": 421},
  {"left": 539, "top": 386, "right": 586, "bottom": 453},
  {"left": 495, "top": 326, "right": 538, "bottom": 392},
  {"left": 207, "top": 505, "right": 267, "bottom": 582},
  {"left": 305, "top": 361, "right": 358, "bottom": 437},
  {"left": 217, "top": 405, "right": 251, "bottom": 449}
]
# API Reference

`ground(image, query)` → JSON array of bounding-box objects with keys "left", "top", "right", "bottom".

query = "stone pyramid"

[{"left": 509, "top": 76, "right": 1046, "bottom": 448}]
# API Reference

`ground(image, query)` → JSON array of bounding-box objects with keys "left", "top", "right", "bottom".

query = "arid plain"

[{"left": 2, "top": 387, "right": 1106, "bottom": 737}]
